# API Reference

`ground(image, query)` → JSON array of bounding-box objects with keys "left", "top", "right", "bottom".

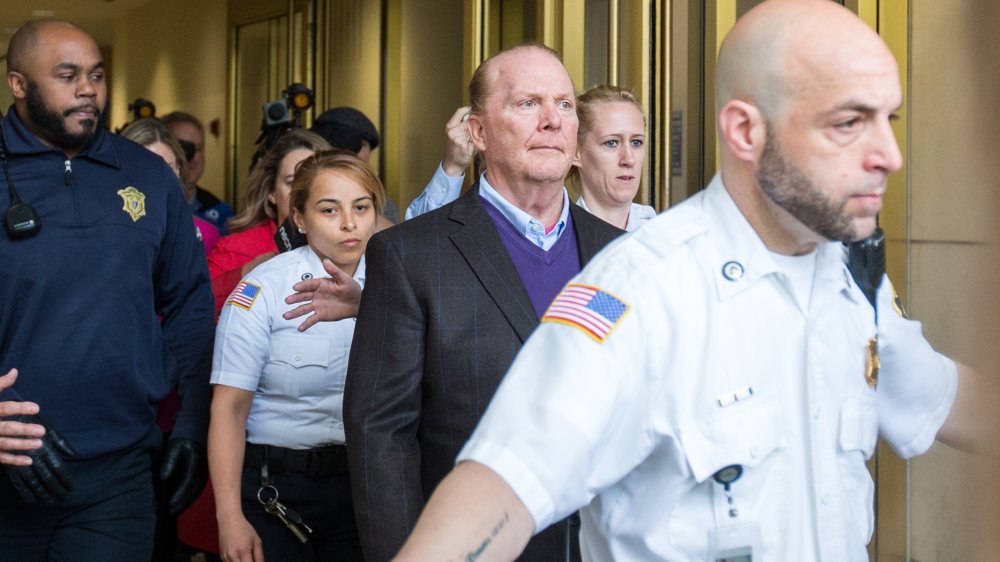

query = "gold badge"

[
  {"left": 865, "top": 337, "right": 880, "bottom": 389},
  {"left": 117, "top": 186, "right": 146, "bottom": 222}
]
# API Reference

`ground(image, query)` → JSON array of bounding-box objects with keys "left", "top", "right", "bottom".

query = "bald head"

[
  {"left": 713, "top": 0, "right": 903, "bottom": 253},
  {"left": 6, "top": 20, "right": 106, "bottom": 157},
  {"left": 716, "top": 0, "right": 894, "bottom": 122},
  {"left": 465, "top": 42, "right": 577, "bottom": 213},
  {"left": 7, "top": 20, "right": 95, "bottom": 77},
  {"left": 468, "top": 43, "right": 564, "bottom": 116}
]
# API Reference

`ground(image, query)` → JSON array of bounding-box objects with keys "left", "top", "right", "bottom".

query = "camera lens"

[{"left": 267, "top": 103, "right": 288, "bottom": 122}]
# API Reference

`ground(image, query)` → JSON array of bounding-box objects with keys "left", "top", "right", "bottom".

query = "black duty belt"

[{"left": 244, "top": 442, "right": 348, "bottom": 477}]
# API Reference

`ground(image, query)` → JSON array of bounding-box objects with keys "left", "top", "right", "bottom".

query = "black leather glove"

[
  {"left": 4, "top": 414, "right": 75, "bottom": 504},
  {"left": 158, "top": 437, "right": 207, "bottom": 516}
]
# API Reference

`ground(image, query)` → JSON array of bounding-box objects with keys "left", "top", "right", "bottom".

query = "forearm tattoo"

[{"left": 449, "top": 511, "right": 511, "bottom": 562}]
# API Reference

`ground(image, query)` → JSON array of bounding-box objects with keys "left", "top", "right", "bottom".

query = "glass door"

[{"left": 228, "top": 0, "right": 314, "bottom": 207}]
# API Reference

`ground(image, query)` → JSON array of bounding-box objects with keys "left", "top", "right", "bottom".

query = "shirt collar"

[
  {"left": 577, "top": 196, "right": 654, "bottom": 232},
  {"left": 300, "top": 245, "right": 367, "bottom": 289},
  {"left": 701, "top": 173, "right": 852, "bottom": 301},
  {"left": 478, "top": 172, "right": 570, "bottom": 250},
  {"left": 2, "top": 105, "right": 120, "bottom": 168},
  {"left": 354, "top": 254, "right": 367, "bottom": 287}
]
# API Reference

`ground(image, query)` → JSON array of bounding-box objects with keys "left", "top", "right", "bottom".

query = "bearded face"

[
  {"left": 756, "top": 132, "right": 861, "bottom": 244},
  {"left": 24, "top": 79, "right": 104, "bottom": 151}
]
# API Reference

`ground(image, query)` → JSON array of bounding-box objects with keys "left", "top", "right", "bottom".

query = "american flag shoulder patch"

[
  {"left": 226, "top": 281, "right": 262, "bottom": 311},
  {"left": 542, "top": 283, "right": 629, "bottom": 343}
]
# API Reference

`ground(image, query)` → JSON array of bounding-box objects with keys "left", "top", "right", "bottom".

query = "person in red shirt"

[{"left": 207, "top": 130, "right": 330, "bottom": 315}]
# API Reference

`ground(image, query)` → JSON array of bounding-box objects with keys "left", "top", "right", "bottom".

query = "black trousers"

[
  {"left": 0, "top": 426, "right": 161, "bottom": 562},
  {"left": 240, "top": 458, "right": 363, "bottom": 561}
]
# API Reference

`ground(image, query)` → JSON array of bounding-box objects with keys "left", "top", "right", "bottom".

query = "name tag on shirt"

[{"left": 710, "top": 522, "right": 762, "bottom": 561}]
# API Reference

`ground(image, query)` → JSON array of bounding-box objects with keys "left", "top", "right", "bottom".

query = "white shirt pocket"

[
  {"left": 680, "top": 391, "right": 787, "bottom": 483},
  {"left": 838, "top": 395, "right": 878, "bottom": 543},
  {"left": 839, "top": 395, "right": 878, "bottom": 459},
  {"left": 265, "top": 333, "right": 332, "bottom": 398},
  {"left": 672, "top": 392, "right": 788, "bottom": 559}
]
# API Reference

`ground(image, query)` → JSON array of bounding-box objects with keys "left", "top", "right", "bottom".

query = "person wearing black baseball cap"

[{"left": 310, "top": 107, "right": 400, "bottom": 224}]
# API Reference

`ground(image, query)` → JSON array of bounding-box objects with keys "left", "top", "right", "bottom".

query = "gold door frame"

[
  {"left": 846, "top": 3, "right": 911, "bottom": 560},
  {"left": 468, "top": 0, "right": 666, "bottom": 210},
  {"left": 226, "top": 0, "right": 315, "bottom": 207}
]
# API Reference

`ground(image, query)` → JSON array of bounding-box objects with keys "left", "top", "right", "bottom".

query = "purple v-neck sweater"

[{"left": 481, "top": 197, "right": 581, "bottom": 317}]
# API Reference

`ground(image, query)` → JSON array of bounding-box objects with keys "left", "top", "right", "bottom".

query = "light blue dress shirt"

[{"left": 477, "top": 173, "right": 570, "bottom": 251}]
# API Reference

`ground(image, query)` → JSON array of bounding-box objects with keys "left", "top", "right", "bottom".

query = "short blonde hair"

[
  {"left": 567, "top": 85, "right": 646, "bottom": 186},
  {"left": 289, "top": 150, "right": 386, "bottom": 220},
  {"left": 120, "top": 118, "right": 188, "bottom": 180},
  {"left": 576, "top": 85, "right": 645, "bottom": 138}
]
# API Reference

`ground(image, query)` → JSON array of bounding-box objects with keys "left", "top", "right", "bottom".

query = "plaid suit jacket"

[{"left": 345, "top": 185, "right": 623, "bottom": 561}]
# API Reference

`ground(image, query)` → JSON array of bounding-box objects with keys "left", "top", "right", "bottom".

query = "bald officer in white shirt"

[{"left": 390, "top": 1, "right": 992, "bottom": 561}]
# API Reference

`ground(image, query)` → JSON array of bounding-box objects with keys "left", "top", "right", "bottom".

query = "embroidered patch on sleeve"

[
  {"left": 226, "top": 281, "right": 261, "bottom": 310},
  {"left": 542, "top": 283, "right": 629, "bottom": 343}
]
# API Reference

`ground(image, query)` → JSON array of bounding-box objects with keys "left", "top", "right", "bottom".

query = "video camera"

[
  {"left": 252, "top": 83, "right": 315, "bottom": 168},
  {"left": 113, "top": 98, "right": 157, "bottom": 133},
  {"left": 254, "top": 84, "right": 315, "bottom": 253},
  {"left": 129, "top": 98, "right": 156, "bottom": 121}
]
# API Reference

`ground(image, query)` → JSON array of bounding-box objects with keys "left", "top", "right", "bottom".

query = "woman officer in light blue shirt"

[{"left": 208, "top": 150, "right": 384, "bottom": 562}]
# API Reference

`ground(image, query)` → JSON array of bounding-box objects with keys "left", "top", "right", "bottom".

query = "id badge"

[{"left": 709, "top": 522, "right": 762, "bottom": 562}]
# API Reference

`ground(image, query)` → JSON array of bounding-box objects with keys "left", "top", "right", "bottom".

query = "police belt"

[{"left": 244, "top": 443, "right": 348, "bottom": 477}]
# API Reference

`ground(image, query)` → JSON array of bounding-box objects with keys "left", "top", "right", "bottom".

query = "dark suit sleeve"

[
  {"left": 155, "top": 172, "right": 215, "bottom": 444},
  {"left": 345, "top": 231, "right": 428, "bottom": 562}
]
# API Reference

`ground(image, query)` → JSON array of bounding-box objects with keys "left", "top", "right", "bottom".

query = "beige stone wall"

[
  {"left": 906, "top": 1, "right": 1000, "bottom": 560},
  {"left": 109, "top": 0, "right": 229, "bottom": 201}
]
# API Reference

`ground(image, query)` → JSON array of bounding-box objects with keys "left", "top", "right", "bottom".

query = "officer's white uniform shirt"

[
  {"left": 211, "top": 246, "right": 365, "bottom": 450},
  {"left": 458, "top": 174, "right": 958, "bottom": 562}
]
